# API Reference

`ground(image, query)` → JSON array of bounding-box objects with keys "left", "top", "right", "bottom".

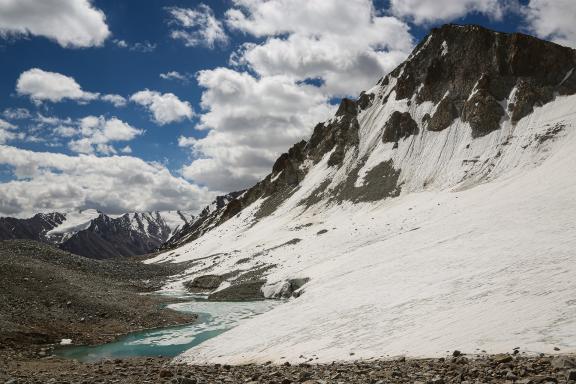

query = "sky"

[{"left": 0, "top": 0, "right": 575, "bottom": 217}]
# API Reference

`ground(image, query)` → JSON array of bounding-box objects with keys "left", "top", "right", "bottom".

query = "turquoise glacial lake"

[{"left": 55, "top": 295, "right": 279, "bottom": 362}]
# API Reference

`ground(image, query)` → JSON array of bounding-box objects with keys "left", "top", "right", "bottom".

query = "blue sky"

[{"left": 0, "top": 0, "right": 574, "bottom": 217}]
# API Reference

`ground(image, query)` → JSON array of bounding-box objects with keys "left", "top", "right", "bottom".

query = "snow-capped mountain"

[
  {"left": 146, "top": 24, "right": 576, "bottom": 363},
  {"left": 0, "top": 209, "right": 195, "bottom": 258}
]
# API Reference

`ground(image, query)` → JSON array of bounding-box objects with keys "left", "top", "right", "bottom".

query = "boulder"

[
  {"left": 183, "top": 275, "right": 224, "bottom": 292},
  {"left": 208, "top": 281, "right": 265, "bottom": 301}
]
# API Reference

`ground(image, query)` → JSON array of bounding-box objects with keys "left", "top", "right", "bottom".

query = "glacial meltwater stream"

[{"left": 55, "top": 294, "right": 279, "bottom": 362}]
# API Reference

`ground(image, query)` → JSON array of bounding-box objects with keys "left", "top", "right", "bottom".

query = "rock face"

[
  {"left": 166, "top": 25, "right": 576, "bottom": 252},
  {"left": 0, "top": 210, "right": 194, "bottom": 259},
  {"left": 393, "top": 24, "right": 576, "bottom": 137},
  {"left": 382, "top": 111, "right": 419, "bottom": 143}
]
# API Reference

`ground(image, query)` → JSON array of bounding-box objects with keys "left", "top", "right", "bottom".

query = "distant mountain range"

[{"left": 0, "top": 209, "right": 194, "bottom": 259}]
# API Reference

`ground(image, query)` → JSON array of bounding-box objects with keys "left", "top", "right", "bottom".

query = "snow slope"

[
  {"left": 147, "top": 93, "right": 576, "bottom": 364},
  {"left": 46, "top": 209, "right": 100, "bottom": 242}
]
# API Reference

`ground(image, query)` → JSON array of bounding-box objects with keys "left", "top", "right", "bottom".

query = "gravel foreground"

[{"left": 1, "top": 352, "right": 576, "bottom": 384}]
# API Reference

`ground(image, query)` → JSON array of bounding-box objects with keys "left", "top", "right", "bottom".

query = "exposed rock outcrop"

[
  {"left": 183, "top": 275, "right": 224, "bottom": 292},
  {"left": 382, "top": 111, "right": 419, "bottom": 143}
]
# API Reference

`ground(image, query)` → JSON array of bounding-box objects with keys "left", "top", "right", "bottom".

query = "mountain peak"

[{"left": 384, "top": 23, "right": 576, "bottom": 137}]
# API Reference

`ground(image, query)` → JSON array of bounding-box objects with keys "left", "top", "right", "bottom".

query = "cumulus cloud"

[
  {"left": 160, "top": 71, "right": 192, "bottom": 83},
  {"left": 130, "top": 90, "right": 194, "bottom": 125},
  {"left": 16, "top": 69, "right": 129, "bottom": 107},
  {"left": 3, "top": 108, "right": 31, "bottom": 120},
  {"left": 0, "top": 118, "right": 16, "bottom": 131},
  {"left": 101, "top": 94, "right": 127, "bottom": 107},
  {"left": 0, "top": 0, "right": 110, "bottom": 48},
  {"left": 389, "top": 0, "right": 504, "bottom": 24},
  {"left": 68, "top": 116, "right": 143, "bottom": 155},
  {"left": 180, "top": 68, "right": 334, "bottom": 191},
  {"left": 112, "top": 39, "right": 156, "bottom": 52},
  {"left": 16, "top": 68, "right": 99, "bottom": 104},
  {"left": 166, "top": 4, "right": 228, "bottom": 48},
  {"left": 0, "top": 118, "right": 23, "bottom": 144},
  {"left": 227, "top": 0, "right": 413, "bottom": 96},
  {"left": 522, "top": 0, "right": 576, "bottom": 48},
  {"left": 177, "top": 0, "right": 412, "bottom": 192},
  {"left": 0, "top": 145, "right": 213, "bottom": 217}
]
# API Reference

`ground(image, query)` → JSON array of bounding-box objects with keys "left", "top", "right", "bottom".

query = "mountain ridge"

[
  {"left": 166, "top": 23, "right": 576, "bottom": 249},
  {"left": 0, "top": 209, "right": 194, "bottom": 259},
  {"left": 146, "top": 24, "right": 576, "bottom": 363}
]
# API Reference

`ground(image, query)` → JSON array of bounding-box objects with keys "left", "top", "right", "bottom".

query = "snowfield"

[{"left": 147, "top": 94, "right": 576, "bottom": 364}]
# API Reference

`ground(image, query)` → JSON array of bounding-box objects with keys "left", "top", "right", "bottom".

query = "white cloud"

[
  {"left": 113, "top": 39, "right": 128, "bottom": 48},
  {"left": 180, "top": 68, "right": 334, "bottom": 191},
  {"left": 0, "top": 145, "right": 213, "bottom": 217},
  {"left": 120, "top": 145, "right": 132, "bottom": 154},
  {"left": 0, "top": 118, "right": 16, "bottom": 131},
  {"left": 0, "top": 118, "right": 17, "bottom": 144},
  {"left": 166, "top": 4, "right": 228, "bottom": 48},
  {"left": 522, "top": 0, "right": 576, "bottom": 48},
  {"left": 53, "top": 125, "right": 77, "bottom": 137},
  {"left": 2, "top": 108, "right": 31, "bottom": 120},
  {"left": 389, "top": 0, "right": 504, "bottom": 24},
  {"left": 130, "top": 90, "right": 194, "bottom": 125},
  {"left": 16, "top": 68, "right": 99, "bottom": 104},
  {"left": 68, "top": 116, "right": 143, "bottom": 155},
  {"left": 112, "top": 38, "right": 156, "bottom": 52},
  {"left": 178, "top": 0, "right": 412, "bottom": 192},
  {"left": 178, "top": 135, "right": 197, "bottom": 147},
  {"left": 101, "top": 94, "right": 127, "bottom": 107},
  {"left": 227, "top": 0, "right": 413, "bottom": 96},
  {"left": 0, "top": 0, "right": 110, "bottom": 48},
  {"left": 160, "top": 71, "right": 192, "bottom": 83}
]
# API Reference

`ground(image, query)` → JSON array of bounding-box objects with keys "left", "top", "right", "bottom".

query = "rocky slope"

[
  {"left": 166, "top": 23, "right": 576, "bottom": 249},
  {"left": 146, "top": 24, "right": 576, "bottom": 363},
  {"left": 0, "top": 210, "right": 194, "bottom": 259},
  {"left": 0, "top": 240, "right": 194, "bottom": 353}
]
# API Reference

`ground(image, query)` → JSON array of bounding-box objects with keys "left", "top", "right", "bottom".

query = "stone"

[
  {"left": 208, "top": 281, "right": 266, "bottom": 301},
  {"left": 159, "top": 369, "right": 174, "bottom": 378},
  {"left": 494, "top": 354, "right": 514, "bottom": 364},
  {"left": 552, "top": 356, "right": 576, "bottom": 369},
  {"left": 184, "top": 275, "right": 224, "bottom": 292}
]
